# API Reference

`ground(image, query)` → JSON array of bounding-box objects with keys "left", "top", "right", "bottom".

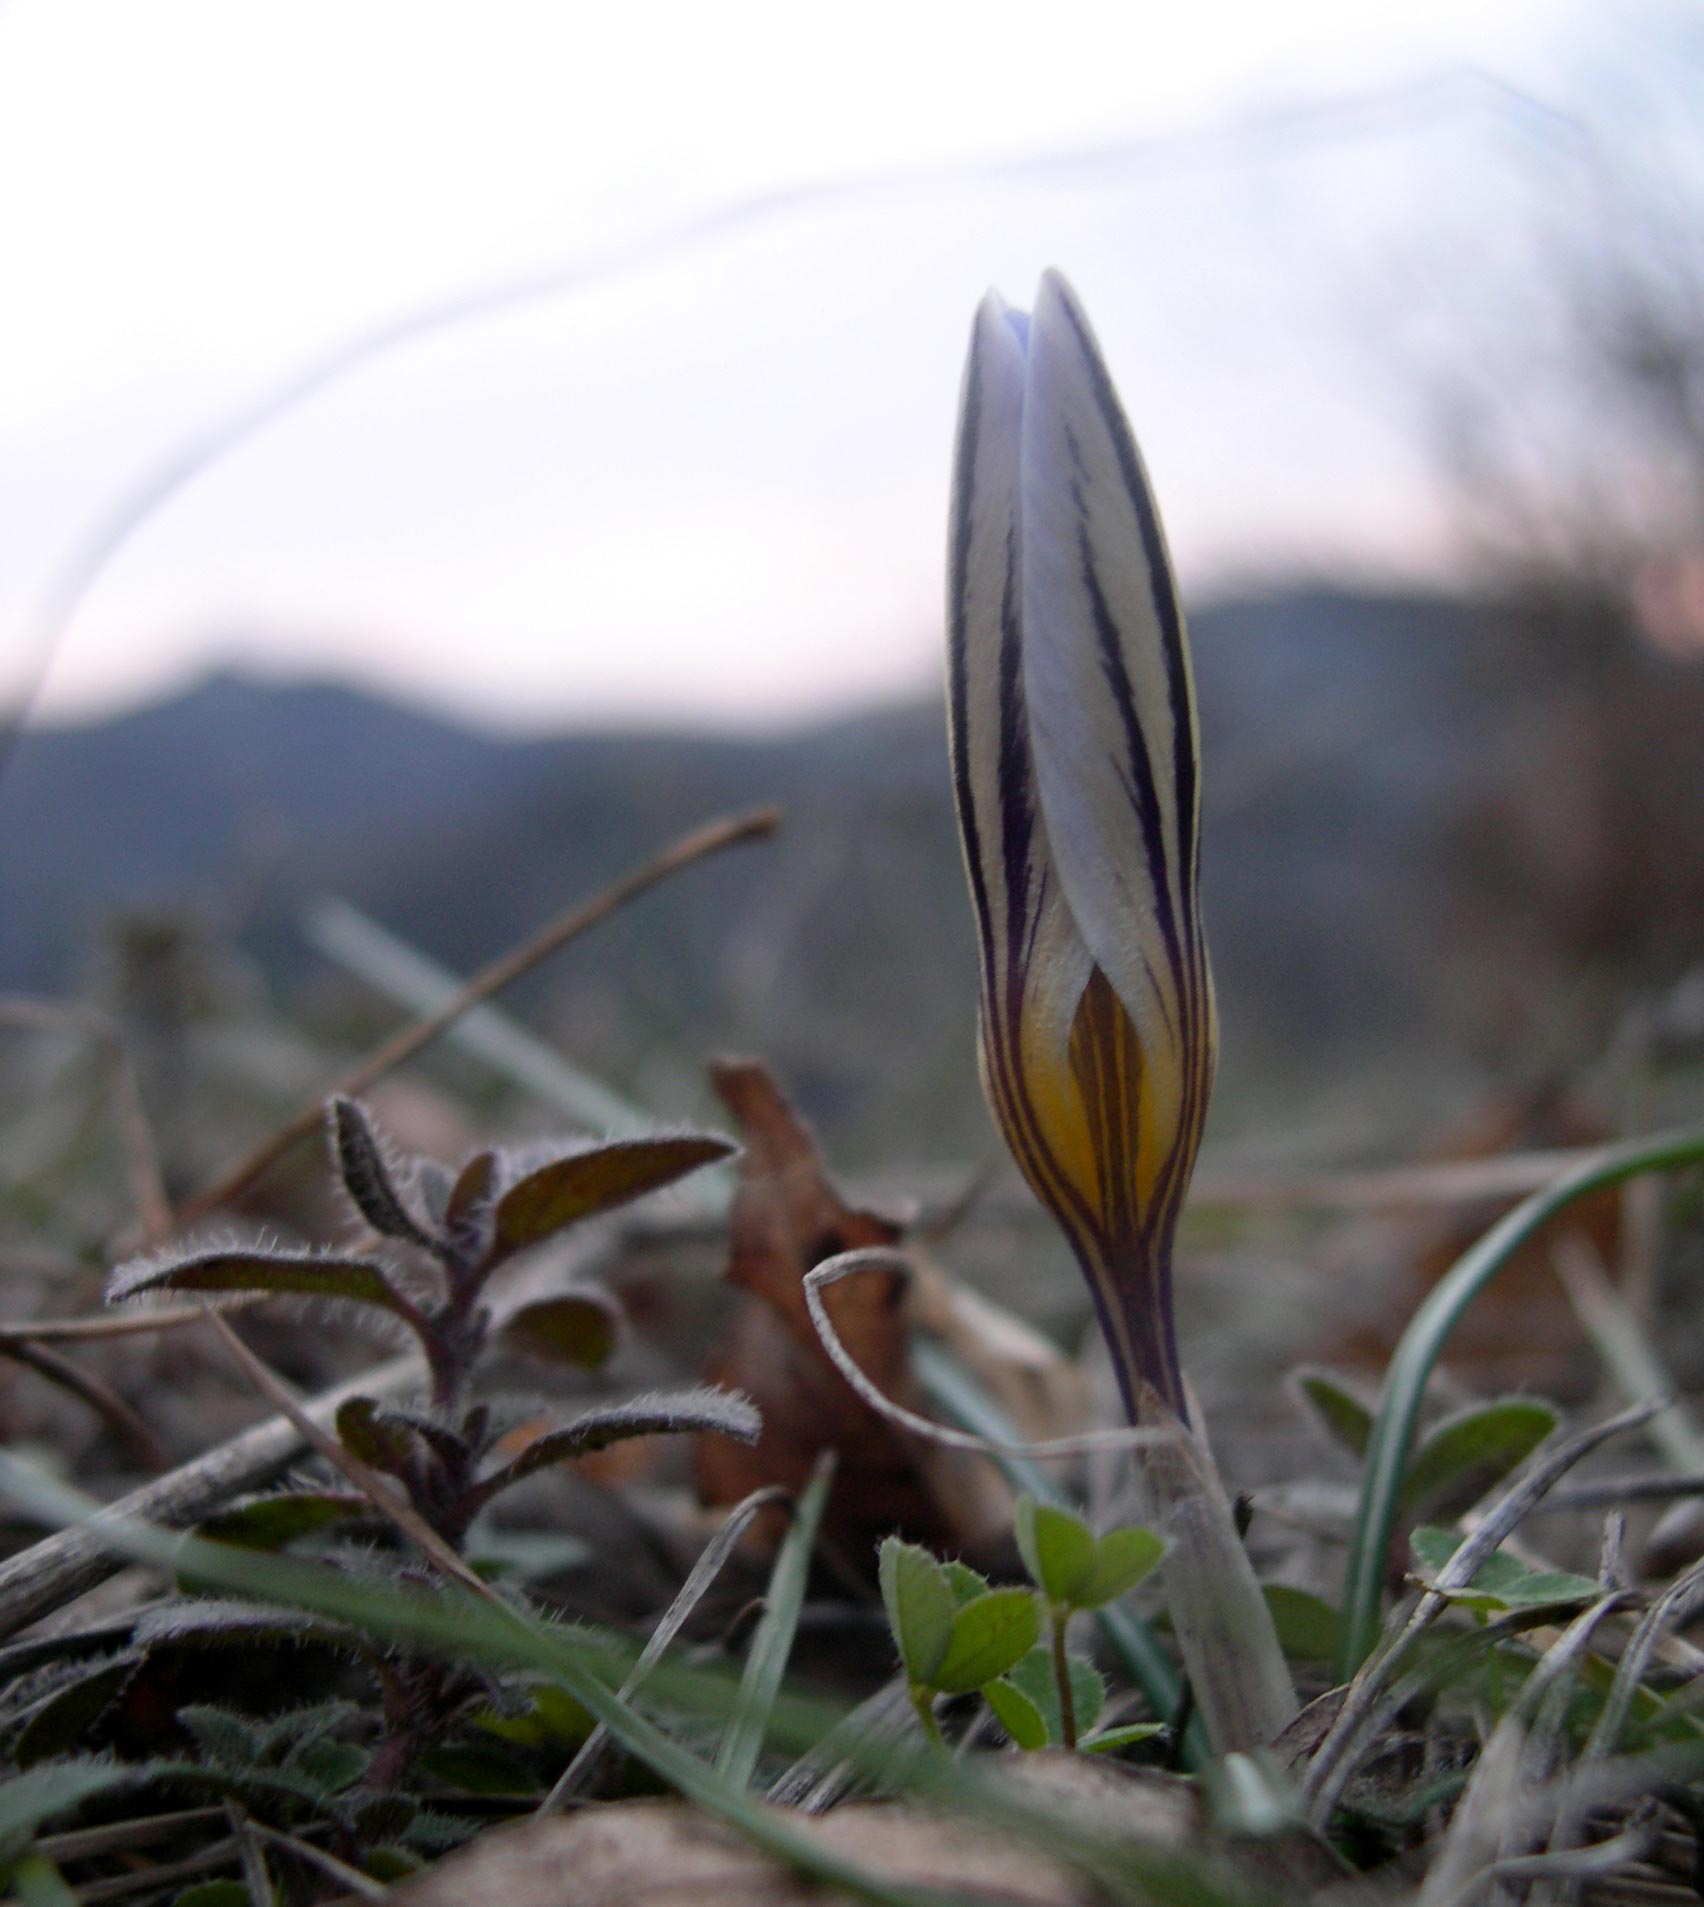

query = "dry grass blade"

[
  {"left": 170, "top": 805, "right": 779, "bottom": 1227},
  {"left": 0, "top": 1346, "right": 425, "bottom": 1638},
  {"left": 1553, "top": 1234, "right": 1704, "bottom": 1472},
  {"left": 0, "top": 1297, "right": 263, "bottom": 1346},
  {"left": 1306, "top": 1398, "right": 1666, "bottom": 1823},
  {"left": 32, "top": 1806, "right": 226, "bottom": 1864},
  {"left": 0, "top": 1338, "right": 167, "bottom": 1469},
  {"left": 1542, "top": 1553, "right": 1704, "bottom": 1890},
  {"left": 1416, "top": 1711, "right": 1528, "bottom": 1907},
  {"left": 1416, "top": 1593, "right": 1629, "bottom": 1907},
  {"left": 540, "top": 1481, "right": 792, "bottom": 1809},
  {"left": 70, "top": 1835, "right": 240, "bottom": 1903},
  {"left": 224, "top": 1800, "right": 274, "bottom": 1906},
  {"left": 1192, "top": 1147, "right": 1616, "bottom": 1211},
  {"left": 716, "top": 1450, "right": 837, "bottom": 1791}
]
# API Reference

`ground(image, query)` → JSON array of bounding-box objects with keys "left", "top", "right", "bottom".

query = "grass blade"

[
  {"left": 716, "top": 1450, "right": 837, "bottom": 1789},
  {"left": 1337, "top": 1125, "right": 1704, "bottom": 1679}
]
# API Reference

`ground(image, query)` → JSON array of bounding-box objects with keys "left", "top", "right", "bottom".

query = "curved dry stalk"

[
  {"left": 0, "top": 1338, "right": 167, "bottom": 1469},
  {"left": 0, "top": 1297, "right": 262, "bottom": 1345}
]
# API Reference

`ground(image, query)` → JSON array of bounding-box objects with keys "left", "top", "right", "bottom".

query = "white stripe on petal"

[{"left": 1017, "top": 270, "right": 1212, "bottom": 1163}]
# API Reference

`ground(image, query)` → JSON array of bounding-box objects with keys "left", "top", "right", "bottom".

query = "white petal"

[{"left": 1017, "top": 269, "right": 1213, "bottom": 1153}]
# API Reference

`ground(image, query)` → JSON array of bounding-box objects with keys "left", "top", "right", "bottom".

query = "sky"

[{"left": 0, "top": 0, "right": 1632, "bottom": 731}]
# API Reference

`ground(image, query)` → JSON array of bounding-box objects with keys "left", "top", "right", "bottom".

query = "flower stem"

[
  {"left": 1049, "top": 1606, "right": 1077, "bottom": 1750},
  {"left": 908, "top": 1684, "right": 947, "bottom": 1751}
]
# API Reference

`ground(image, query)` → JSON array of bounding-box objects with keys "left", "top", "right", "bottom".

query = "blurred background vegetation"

[{"left": 2, "top": 0, "right": 1702, "bottom": 1409}]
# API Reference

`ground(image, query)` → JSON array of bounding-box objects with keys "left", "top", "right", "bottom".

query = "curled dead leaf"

[{"left": 694, "top": 1059, "right": 1014, "bottom": 1565}]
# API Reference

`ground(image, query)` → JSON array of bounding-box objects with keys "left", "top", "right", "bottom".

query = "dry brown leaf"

[
  {"left": 369, "top": 1793, "right": 1109, "bottom": 1907},
  {"left": 693, "top": 1059, "right": 1008, "bottom": 1564}
]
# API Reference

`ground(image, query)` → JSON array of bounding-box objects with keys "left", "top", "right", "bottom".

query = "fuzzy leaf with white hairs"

[
  {"left": 472, "top": 1388, "right": 759, "bottom": 1506},
  {"left": 107, "top": 1247, "right": 421, "bottom": 1325},
  {"left": 328, "top": 1096, "right": 439, "bottom": 1249},
  {"left": 489, "top": 1135, "right": 734, "bottom": 1259}
]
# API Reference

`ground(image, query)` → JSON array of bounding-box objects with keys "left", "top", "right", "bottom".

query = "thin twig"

[
  {"left": 170, "top": 806, "right": 778, "bottom": 1228},
  {"left": 244, "top": 1819, "right": 387, "bottom": 1898},
  {"left": 223, "top": 1802, "right": 274, "bottom": 1907},
  {"left": 0, "top": 1296, "right": 263, "bottom": 1346},
  {"left": 0, "top": 1338, "right": 168, "bottom": 1469}
]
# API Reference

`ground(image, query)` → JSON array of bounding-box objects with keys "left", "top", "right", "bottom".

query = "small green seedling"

[
  {"left": 1295, "top": 1371, "right": 1560, "bottom": 1526},
  {"left": 878, "top": 1539, "right": 1040, "bottom": 1747},
  {"left": 1009, "top": 1496, "right": 1165, "bottom": 1749},
  {"left": 1409, "top": 1528, "right": 1602, "bottom": 1615}
]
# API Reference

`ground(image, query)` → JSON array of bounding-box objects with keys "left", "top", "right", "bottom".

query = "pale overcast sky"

[{"left": 0, "top": 0, "right": 1633, "bottom": 730}]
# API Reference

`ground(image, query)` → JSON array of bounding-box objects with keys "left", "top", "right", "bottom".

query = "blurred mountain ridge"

[{"left": 4, "top": 584, "right": 1701, "bottom": 1159}]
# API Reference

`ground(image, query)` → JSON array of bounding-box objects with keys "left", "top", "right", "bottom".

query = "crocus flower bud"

[{"left": 947, "top": 270, "right": 1215, "bottom": 1426}]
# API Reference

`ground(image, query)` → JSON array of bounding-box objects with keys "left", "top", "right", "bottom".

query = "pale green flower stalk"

[{"left": 946, "top": 271, "right": 1294, "bottom": 1751}]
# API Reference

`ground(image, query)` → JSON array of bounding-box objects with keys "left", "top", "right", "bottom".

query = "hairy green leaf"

[
  {"left": 0, "top": 1759, "right": 136, "bottom": 1866},
  {"left": 195, "top": 1491, "right": 371, "bottom": 1552},
  {"left": 472, "top": 1682, "right": 594, "bottom": 1750},
  {"left": 1402, "top": 1398, "right": 1561, "bottom": 1522},
  {"left": 329, "top": 1097, "right": 438, "bottom": 1249},
  {"left": 932, "top": 1587, "right": 1041, "bottom": 1694},
  {"left": 1410, "top": 1527, "right": 1601, "bottom": 1612},
  {"left": 1013, "top": 1495, "right": 1096, "bottom": 1604},
  {"left": 289, "top": 1737, "right": 369, "bottom": 1795},
  {"left": 984, "top": 1676, "right": 1049, "bottom": 1749},
  {"left": 473, "top": 1388, "right": 759, "bottom": 1504},
  {"left": 1076, "top": 1526, "right": 1166, "bottom": 1609},
  {"left": 878, "top": 1537, "right": 954, "bottom": 1686},
  {"left": 1260, "top": 1585, "right": 1341, "bottom": 1663},
  {"left": 444, "top": 1150, "right": 500, "bottom": 1251},
  {"left": 1293, "top": 1368, "right": 1375, "bottom": 1458},
  {"left": 14, "top": 1659, "right": 138, "bottom": 1767},
  {"left": 490, "top": 1134, "right": 733, "bottom": 1257},
  {"left": 133, "top": 1599, "right": 372, "bottom": 1660},
  {"left": 1000, "top": 1642, "right": 1106, "bottom": 1742},
  {"left": 941, "top": 1559, "right": 991, "bottom": 1606},
  {"left": 335, "top": 1396, "right": 418, "bottom": 1476},
  {"left": 107, "top": 1249, "right": 418, "bottom": 1323},
  {"left": 1083, "top": 1721, "right": 1166, "bottom": 1754},
  {"left": 177, "top": 1704, "right": 263, "bottom": 1768},
  {"left": 498, "top": 1292, "right": 622, "bottom": 1370}
]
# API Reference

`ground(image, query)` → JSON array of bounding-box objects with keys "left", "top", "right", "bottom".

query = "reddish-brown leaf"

[{"left": 694, "top": 1059, "right": 1003, "bottom": 1564}]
